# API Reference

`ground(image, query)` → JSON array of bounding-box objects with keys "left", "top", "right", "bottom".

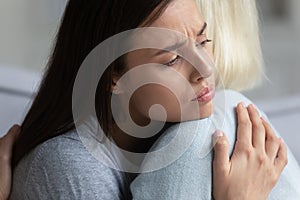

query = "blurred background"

[{"left": 0, "top": 0, "right": 299, "bottom": 159}]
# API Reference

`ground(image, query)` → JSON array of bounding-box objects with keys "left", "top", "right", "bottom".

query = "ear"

[{"left": 111, "top": 75, "right": 124, "bottom": 94}]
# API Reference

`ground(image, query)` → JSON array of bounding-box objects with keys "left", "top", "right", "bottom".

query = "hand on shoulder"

[{"left": 212, "top": 103, "right": 287, "bottom": 200}]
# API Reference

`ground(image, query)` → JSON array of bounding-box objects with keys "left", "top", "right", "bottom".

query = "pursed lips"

[{"left": 191, "top": 85, "right": 215, "bottom": 102}]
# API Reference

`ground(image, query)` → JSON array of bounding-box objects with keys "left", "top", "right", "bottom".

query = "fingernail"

[
  {"left": 214, "top": 130, "right": 223, "bottom": 137},
  {"left": 261, "top": 116, "right": 267, "bottom": 122},
  {"left": 213, "top": 130, "right": 223, "bottom": 144},
  {"left": 251, "top": 104, "right": 257, "bottom": 110},
  {"left": 238, "top": 102, "right": 246, "bottom": 108},
  {"left": 279, "top": 138, "right": 284, "bottom": 143}
]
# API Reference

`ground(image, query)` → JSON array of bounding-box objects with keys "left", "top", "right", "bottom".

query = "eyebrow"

[
  {"left": 153, "top": 40, "right": 187, "bottom": 57},
  {"left": 197, "top": 22, "right": 207, "bottom": 36},
  {"left": 153, "top": 22, "right": 208, "bottom": 57}
]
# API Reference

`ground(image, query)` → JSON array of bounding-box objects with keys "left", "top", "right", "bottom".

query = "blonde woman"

[{"left": 129, "top": 1, "right": 300, "bottom": 199}]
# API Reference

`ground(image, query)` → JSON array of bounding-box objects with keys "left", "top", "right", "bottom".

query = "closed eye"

[
  {"left": 197, "top": 39, "right": 212, "bottom": 47},
  {"left": 165, "top": 55, "right": 181, "bottom": 67}
]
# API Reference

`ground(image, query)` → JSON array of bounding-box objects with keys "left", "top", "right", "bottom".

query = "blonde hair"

[{"left": 196, "top": 0, "right": 264, "bottom": 91}]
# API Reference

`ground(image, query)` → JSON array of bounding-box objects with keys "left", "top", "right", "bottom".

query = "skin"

[
  {"left": 0, "top": 0, "right": 288, "bottom": 199},
  {"left": 213, "top": 103, "right": 287, "bottom": 200},
  {"left": 110, "top": 0, "right": 215, "bottom": 152},
  {"left": 0, "top": 125, "right": 20, "bottom": 200},
  {"left": 115, "top": 0, "right": 215, "bottom": 126}
]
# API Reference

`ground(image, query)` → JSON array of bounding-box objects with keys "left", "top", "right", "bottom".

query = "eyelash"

[
  {"left": 165, "top": 39, "right": 212, "bottom": 67},
  {"left": 197, "top": 39, "right": 212, "bottom": 47}
]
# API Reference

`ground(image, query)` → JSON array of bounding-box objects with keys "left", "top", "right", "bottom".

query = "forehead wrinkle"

[{"left": 181, "top": 20, "right": 205, "bottom": 44}]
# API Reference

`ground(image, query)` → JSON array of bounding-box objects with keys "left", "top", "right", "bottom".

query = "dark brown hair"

[{"left": 13, "top": 0, "right": 173, "bottom": 167}]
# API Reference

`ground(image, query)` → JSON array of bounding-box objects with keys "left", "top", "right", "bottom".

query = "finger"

[
  {"left": 248, "top": 104, "right": 265, "bottom": 150},
  {"left": 0, "top": 125, "right": 21, "bottom": 143},
  {"left": 0, "top": 159, "right": 12, "bottom": 200},
  {"left": 274, "top": 139, "right": 288, "bottom": 174},
  {"left": 0, "top": 125, "right": 20, "bottom": 200},
  {"left": 0, "top": 125, "right": 21, "bottom": 161},
  {"left": 262, "top": 118, "right": 280, "bottom": 159},
  {"left": 0, "top": 126, "right": 20, "bottom": 199},
  {"left": 236, "top": 102, "right": 252, "bottom": 147},
  {"left": 213, "top": 130, "right": 230, "bottom": 175}
]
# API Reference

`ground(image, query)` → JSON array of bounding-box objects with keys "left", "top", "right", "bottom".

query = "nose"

[
  {"left": 179, "top": 41, "right": 214, "bottom": 83},
  {"left": 188, "top": 53, "right": 214, "bottom": 83},
  {"left": 190, "top": 67, "right": 204, "bottom": 83}
]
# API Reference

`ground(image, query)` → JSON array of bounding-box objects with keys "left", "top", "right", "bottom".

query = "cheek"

[{"left": 129, "top": 84, "right": 182, "bottom": 121}]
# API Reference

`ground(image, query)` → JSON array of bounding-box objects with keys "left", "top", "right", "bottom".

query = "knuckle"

[
  {"left": 276, "top": 154, "right": 288, "bottom": 167},
  {"left": 268, "top": 136, "right": 276, "bottom": 142},
  {"left": 251, "top": 119, "right": 261, "bottom": 128},
  {"left": 240, "top": 120, "right": 252, "bottom": 129},
  {"left": 267, "top": 134, "right": 277, "bottom": 142},
  {"left": 240, "top": 146, "right": 252, "bottom": 159},
  {"left": 216, "top": 138, "right": 228, "bottom": 148},
  {"left": 257, "top": 154, "right": 267, "bottom": 166},
  {"left": 275, "top": 139, "right": 281, "bottom": 147},
  {"left": 283, "top": 156, "right": 288, "bottom": 166}
]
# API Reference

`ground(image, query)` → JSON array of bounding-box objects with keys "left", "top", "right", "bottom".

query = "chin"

[
  {"left": 168, "top": 101, "right": 214, "bottom": 122},
  {"left": 198, "top": 101, "right": 214, "bottom": 119}
]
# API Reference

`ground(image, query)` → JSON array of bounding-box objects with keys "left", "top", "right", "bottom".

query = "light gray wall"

[
  {"left": 244, "top": 0, "right": 300, "bottom": 101},
  {"left": 0, "top": 0, "right": 66, "bottom": 72},
  {"left": 244, "top": 0, "right": 300, "bottom": 160}
]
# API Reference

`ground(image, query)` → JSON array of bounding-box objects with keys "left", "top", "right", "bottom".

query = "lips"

[{"left": 192, "top": 86, "right": 215, "bottom": 103}]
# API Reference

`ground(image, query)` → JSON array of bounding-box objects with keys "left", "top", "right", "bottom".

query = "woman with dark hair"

[{"left": 1, "top": 0, "right": 299, "bottom": 199}]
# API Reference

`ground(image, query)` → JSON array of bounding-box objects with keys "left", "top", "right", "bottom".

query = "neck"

[
  {"left": 110, "top": 124, "right": 156, "bottom": 153},
  {"left": 110, "top": 121, "right": 175, "bottom": 153}
]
